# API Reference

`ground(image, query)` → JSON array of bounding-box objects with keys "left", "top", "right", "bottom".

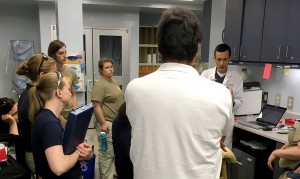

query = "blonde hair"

[
  {"left": 16, "top": 54, "right": 56, "bottom": 82},
  {"left": 28, "top": 72, "right": 65, "bottom": 122}
]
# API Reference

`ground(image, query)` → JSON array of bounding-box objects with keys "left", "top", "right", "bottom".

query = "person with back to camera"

[
  {"left": 112, "top": 102, "right": 133, "bottom": 179},
  {"left": 125, "top": 7, "right": 233, "bottom": 179},
  {"left": 201, "top": 43, "right": 243, "bottom": 149},
  {"left": 16, "top": 53, "right": 57, "bottom": 176},
  {"left": 48, "top": 40, "right": 79, "bottom": 121},
  {"left": 29, "top": 72, "right": 92, "bottom": 178},
  {"left": 91, "top": 57, "right": 124, "bottom": 179}
]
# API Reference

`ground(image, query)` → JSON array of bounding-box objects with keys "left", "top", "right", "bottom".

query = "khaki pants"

[
  {"left": 25, "top": 151, "right": 35, "bottom": 174},
  {"left": 96, "top": 121, "right": 115, "bottom": 179}
]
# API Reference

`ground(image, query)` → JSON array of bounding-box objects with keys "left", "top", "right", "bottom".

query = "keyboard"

[{"left": 238, "top": 121, "right": 264, "bottom": 129}]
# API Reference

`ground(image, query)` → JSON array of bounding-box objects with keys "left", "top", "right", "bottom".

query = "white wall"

[
  {"left": 0, "top": 3, "right": 41, "bottom": 98},
  {"left": 208, "top": 0, "right": 226, "bottom": 68},
  {"left": 82, "top": 5, "right": 140, "bottom": 80},
  {"left": 39, "top": 2, "right": 56, "bottom": 53}
]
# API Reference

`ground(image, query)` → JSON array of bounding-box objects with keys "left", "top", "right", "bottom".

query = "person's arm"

[
  {"left": 220, "top": 136, "right": 227, "bottom": 152},
  {"left": 70, "top": 85, "right": 77, "bottom": 108},
  {"left": 1, "top": 114, "right": 18, "bottom": 135},
  {"left": 92, "top": 101, "right": 109, "bottom": 133},
  {"left": 267, "top": 141, "right": 300, "bottom": 170},
  {"left": 45, "top": 145, "right": 79, "bottom": 176},
  {"left": 45, "top": 142, "right": 92, "bottom": 176}
]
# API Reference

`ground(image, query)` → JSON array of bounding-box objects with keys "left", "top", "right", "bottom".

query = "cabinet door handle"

[
  {"left": 233, "top": 47, "right": 236, "bottom": 59},
  {"left": 286, "top": 46, "right": 295, "bottom": 60},
  {"left": 277, "top": 46, "right": 282, "bottom": 59},
  {"left": 239, "top": 46, "right": 243, "bottom": 59}
]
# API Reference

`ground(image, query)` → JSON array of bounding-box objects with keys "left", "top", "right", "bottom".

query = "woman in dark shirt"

[
  {"left": 29, "top": 72, "right": 92, "bottom": 179},
  {"left": 0, "top": 97, "right": 18, "bottom": 135},
  {"left": 112, "top": 102, "right": 133, "bottom": 179}
]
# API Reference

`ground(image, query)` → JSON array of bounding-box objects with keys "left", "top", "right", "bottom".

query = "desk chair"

[{"left": 220, "top": 147, "right": 237, "bottom": 179}]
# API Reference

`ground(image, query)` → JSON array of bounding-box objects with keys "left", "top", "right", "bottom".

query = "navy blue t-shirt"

[{"left": 31, "top": 109, "right": 81, "bottom": 179}]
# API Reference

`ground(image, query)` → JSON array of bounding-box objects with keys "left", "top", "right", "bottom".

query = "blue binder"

[{"left": 63, "top": 103, "right": 94, "bottom": 154}]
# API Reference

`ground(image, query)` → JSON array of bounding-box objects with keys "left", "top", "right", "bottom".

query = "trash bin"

[{"left": 81, "top": 154, "right": 96, "bottom": 179}]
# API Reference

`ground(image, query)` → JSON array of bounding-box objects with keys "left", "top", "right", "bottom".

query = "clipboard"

[{"left": 63, "top": 103, "right": 94, "bottom": 154}]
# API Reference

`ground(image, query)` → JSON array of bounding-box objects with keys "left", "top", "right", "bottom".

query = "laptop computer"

[{"left": 238, "top": 104, "right": 287, "bottom": 129}]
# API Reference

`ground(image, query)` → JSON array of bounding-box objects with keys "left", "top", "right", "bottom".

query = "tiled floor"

[{"left": 85, "top": 128, "right": 100, "bottom": 179}]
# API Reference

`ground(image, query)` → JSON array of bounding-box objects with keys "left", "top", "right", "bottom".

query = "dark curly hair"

[{"left": 0, "top": 97, "right": 15, "bottom": 115}]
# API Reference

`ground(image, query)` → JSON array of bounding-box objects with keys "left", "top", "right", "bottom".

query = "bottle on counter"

[{"left": 100, "top": 132, "right": 108, "bottom": 152}]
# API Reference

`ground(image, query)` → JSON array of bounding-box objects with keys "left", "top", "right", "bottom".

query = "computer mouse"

[{"left": 278, "top": 130, "right": 289, "bottom": 134}]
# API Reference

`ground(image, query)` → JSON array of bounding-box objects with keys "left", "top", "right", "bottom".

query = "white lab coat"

[{"left": 201, "top": 67, "right": 243, "bottom": 148}]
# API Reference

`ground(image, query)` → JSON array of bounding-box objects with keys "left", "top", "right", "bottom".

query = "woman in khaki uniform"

[
  {"left": 268, "top": 124, "right": 300, "bottom": 179},
  {"left": 91, "top": 57, "right": 124, "bottom": 179}
]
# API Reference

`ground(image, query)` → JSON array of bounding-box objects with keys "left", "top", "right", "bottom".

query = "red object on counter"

[{"left": 285, "top": 118, "right": 295, "bottom": 126}]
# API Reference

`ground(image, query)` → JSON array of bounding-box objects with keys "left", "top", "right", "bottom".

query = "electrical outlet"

[
  {"left": 287, "top": 96, "right": 294, "bottom": 109},
  {"left": 262, "top": 92, "right": 268, "bottom": 103},
  {"left": 275, "top": 94, "right": 281, "bottom": 106}
]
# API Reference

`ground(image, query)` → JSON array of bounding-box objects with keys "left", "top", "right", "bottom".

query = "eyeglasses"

[
  {"left": 38, "top": 53, "right": 49, "bottom": 74},
  {"left": 56, "top": 71, "right": 63, "bottom": 88}
]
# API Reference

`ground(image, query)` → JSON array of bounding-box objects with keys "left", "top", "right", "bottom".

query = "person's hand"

[
  {"left": 267, "top": 152, "right": 277, "bottom": 171},
  {"left": 101, "top": 122, "right": 109, "bottom": 133},
  {"left": 294, "top": 166, "right": 300, "bottom": 173},
  {"left": 230, "top": 89, "right": 235, "bottom": 102},
  {"left": 281, "top": 143, "right": 288, "bottom": 149},
  {"left": 1, "top": 114, "right": 16, "bottom": 125},
  {"left": 220, "top": 140, "right": 227, "bottom": 152},
  {"left": 76, "top": 141, "right": 93, "bottom": 161}
]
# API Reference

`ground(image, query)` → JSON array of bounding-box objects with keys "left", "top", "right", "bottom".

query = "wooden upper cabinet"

[
  {"left": 224, "top": 0, "right": 244, "bottom": 62},
  {"left": 261, "top": 0, "right": 300, "bottom": 64},
  {"left": 239, "top": 0, "right": 265, "bottom": 62},
  {"left": 285, "top": 0, "right": 300, "bottom": 64},
  {"left": 224, "top": 0, "right": 265, "bottom": 62},
  {"left": 260, "top": 0, "right": 288, "bottom": 63}
]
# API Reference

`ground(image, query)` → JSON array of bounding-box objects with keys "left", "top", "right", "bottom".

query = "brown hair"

[
  {"left": 16, "top": 54, "right": 56, "bottom": 82},
  {"left": 98, "top": 57, "right": 113, "bottom": 75},
  {"left": 157, "top": 7, "right": 202, "bottom": 62},
  {"left": 48, "top": 40, "right": 66, "bottom": 60},
  {"left": 28, "top": 72, "right": 66, "bottom": 122}
]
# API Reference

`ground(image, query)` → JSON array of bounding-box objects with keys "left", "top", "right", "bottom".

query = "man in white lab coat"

[{"left": 201, "top": 43, "right": 243, "bottom": 148}]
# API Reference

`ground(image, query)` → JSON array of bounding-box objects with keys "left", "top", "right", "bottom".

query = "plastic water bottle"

[{"left": 100, "top": 132, "right": 108, "bottom": 152}]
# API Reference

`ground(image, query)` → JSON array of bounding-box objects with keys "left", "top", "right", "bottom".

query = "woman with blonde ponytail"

[
  {"left": 29, "top": 72, "right": 92, "bottom": 179},
  {"left": 16, "top": 53, "right": 57, "bottom": 176}
]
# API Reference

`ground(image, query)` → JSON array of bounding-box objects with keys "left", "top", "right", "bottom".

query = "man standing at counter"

[
  {"left": 201, "top": 43, "right": 243, "bottom": 148},
  {"left": 125, "top": 7, "right": 233, "bottom": 179}
]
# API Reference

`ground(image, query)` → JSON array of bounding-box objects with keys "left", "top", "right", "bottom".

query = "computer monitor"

[{"left": 63, "top": 103, "right": 94, "bottom": 154}]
